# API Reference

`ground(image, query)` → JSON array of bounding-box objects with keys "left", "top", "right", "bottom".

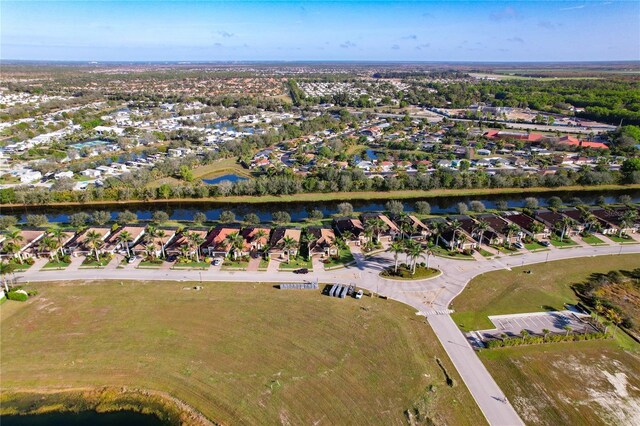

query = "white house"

[
  {"left": 81, "top": 169, "right": 101, "bottom": 178},
  {"left": 54, "top": 171, "right": 74, "bottom": 180}
]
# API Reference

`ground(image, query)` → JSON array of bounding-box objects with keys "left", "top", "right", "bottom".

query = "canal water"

[
  {"left": 202, "top": 174, "right": 248, "bottom": 185},
  {"left": 1, "top": 411, "right": 166, "bottom": 426},
  {"left": 4, "top": 189, "right": 639, "bottom": 224}
]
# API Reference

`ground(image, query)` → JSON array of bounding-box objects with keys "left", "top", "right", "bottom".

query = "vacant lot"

[
  {"left": 0, "top": 281, "right": 483, "bottom": 425},
  {"left": 452, "top": 254, "right": 640, "bottom": 425},
  {"left": 480, "top": 341, "right": 640, "bottom": 425},
  {"left": 451, "top": 254, "right": 640, "bottom": 331}
]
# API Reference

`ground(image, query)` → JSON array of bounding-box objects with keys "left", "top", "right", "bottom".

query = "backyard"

[{"left": 0, "top": 280, "right": 484, "bottom": 425}]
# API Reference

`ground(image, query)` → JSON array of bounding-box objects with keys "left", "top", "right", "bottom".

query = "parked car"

[
  {"left": 213, "top": 258, "right": 222, "bottom": 266},
  {"left": 355, "top": 289, "right": 363, "bottom": 299},
  {"left": 514, "top": 242, "right": 524, "bottom": 249},
  {"left": 127, "top": 256, "right": 137, "bottom": 264},
  {"left": 294, "top": 268, "right": 309, "bottom": 274},
  {"left": 539, "top": 240, "right": 550, "bottom": 247}
]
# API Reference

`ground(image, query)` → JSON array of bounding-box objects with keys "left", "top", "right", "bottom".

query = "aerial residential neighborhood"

[{"left": 1, "top": 1, "right": 640, "bottom": 425}]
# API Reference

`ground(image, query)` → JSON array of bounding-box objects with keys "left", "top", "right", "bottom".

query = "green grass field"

[
  {"left": 451, "top": 254, "right": 640, "bottom": 332},
  {"left": 0, "top": 280, "right": 484, "bottom": 425}
]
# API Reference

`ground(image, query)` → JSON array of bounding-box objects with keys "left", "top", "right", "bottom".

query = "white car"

[
  {"left": 127, "top": 256, "right": 137, "bottom": 264},
  {"left": 355, "top": 290, "right": 363, "bottom": 299},
  {"left": 213, "top": 258, "right": 222, "bottom": 266}
]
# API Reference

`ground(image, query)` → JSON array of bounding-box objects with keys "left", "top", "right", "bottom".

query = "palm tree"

[
  {"left": 224, "top": 232, "right": 245, "bottom": 260},
  {"left": 41, "top": 236, "right": 60, "bottom": 262},
  {"left": 155, "top": 229, "right": 167, "bottom": 259},
  {"left": 282, "top": 236, "right": 298, "bottom": 264},
  {"left": 448, "top": 219, "right": 461, "bottom": 251},
  {"left": 5, "top": 230, "right": 23, "bottom": 261},
  {"left": 389, "top": 241, "right": 404, "bottom": 273},
  {"left": 406, "top": 240, "right": 425, "bottom": 275},
  {"left": 506, "top": 223, "right": 520, "bottom": 248},
  {"left": 531, "top": 222, "right": 544, "bottom": 239},
  {"left": 556, "top": 217, "right": 574, "bottom": 241},
  {"left": 520, "top": 329, "right": 529, "bottom": 343},
  {"left": 474, "top": 220, "right": 489, "bottom": 247},
  {"left": 424, "top": 248, "right": 434, "bottom": 270},
  {"left": 85, "top": 230, "right": 104, "bottom": 262},
  {"left": 563, "top": 325, "right": 572, "bottom": 337},
  {"left": 431, "top": 222, "right": 444, "bottom": 247},
  {"left": 253, "top": 229, "right": 268, "bottom": 252},
  {"left": 0, "top": 261, "right": 18, "bottom": 292},
  {"left": 187, "top": 232, "right": 204, "bottom": 262},
  {"left": 365, "top": 218, "right": 388, "bottom": 244},
  {"left": 619, "top": 210, "right": 637, "bottom": 237},
  {"left": 117, "top": 230, "right": 133, "bottom": 257},
  {"left": 542, "top": 328, "right": 550, "bottom": 340},
  {"left": 49, "top": 228, "right": 66, "bottom": 259}
]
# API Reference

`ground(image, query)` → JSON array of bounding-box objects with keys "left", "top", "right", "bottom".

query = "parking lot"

[{"left": 476, "top": 310, "right": 598, "bottom": 339}]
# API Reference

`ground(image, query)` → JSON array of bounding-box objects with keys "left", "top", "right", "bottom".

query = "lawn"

[
  {"left": 80, "top": 256, "right": 111, "bottom": 268},
  {"left": 479, "top": 339, "right": 640, "bottom": 425},
  {"left": 581, "top": 234, "right": 607, "bottom": 245},
  {"left": 138, "top": 260, "right": 164, "bottom": 268},
  {"left": 491, "top": 244, "right": 519, "bottom": 254},
  {"left": 42, "top": 260, "right": 71, "bottom": 270},
  {"left": 477, "top": 248, "right": 494, "bottom": 258},
  {"left": 380, "top": 265, "right": 440, "bottom": 280},
  {"left": 257, "top": 258, "right": 270, "bottom": 270},
  {"left": 524, "top": 241, "right": 547, "bottom": 251},
  {"left": 430, "top": 245, "right": 474, "bottom": 260},
  {"left": 171, "top": 261, "right": 210, "bottom": 270},
  {"left": 220, "top": 258, "right": 249, "bottom": 270},
  {"left": 278, "top": 257, "right": 313, "bottom": 270},
  {"left": 450, "top": 254, "right": 640, "bottom": 332},
  {"left": 549, "top": 236, "right": 577, "bottom": 248},
  {"left": 607, "top": 234, "right": 639, "bottom": 244},
  {"left": 321, "top": 249, "right": 355, "bottom": 269},
  {"left": 0, "top": 280, "right": 484, "bottom": 425}
]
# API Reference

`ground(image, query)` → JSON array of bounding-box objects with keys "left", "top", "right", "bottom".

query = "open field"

[
  {"left": 3, "top": 184, "right": 640, "bottom": 209},
  {"left": 0, "top": 280, "right": 484, "bottom": 425},
  {"left": 191, "top": 158, "right": 252, "bottom": 180},
  {"left": 479, "top": 339, "right": 640, "bottom": 425},
  {"left": 450, "top": 254, "right": 640, "bottom": 332}
]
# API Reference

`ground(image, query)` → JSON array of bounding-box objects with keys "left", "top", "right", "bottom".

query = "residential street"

[{"left": 13, "top": 243, "right": 640, "bottom": 426}]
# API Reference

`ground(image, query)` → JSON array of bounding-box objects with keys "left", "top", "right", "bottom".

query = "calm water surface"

[{"left": 1, "top": 411, "right": 165, "bottom": 426}]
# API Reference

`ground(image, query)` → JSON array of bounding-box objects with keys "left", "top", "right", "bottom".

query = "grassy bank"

[
  {"left": 0, "top": 387, "right": 209, "bottom": 425},
  {"left": 3, "top": 184, "right": 640, "bottom": 209},
  {"left": 0, "top": 280, "right": 484, "bottom": 425},
  {"left": 451, "top": 254, "right": 640, "bottom": 332}
]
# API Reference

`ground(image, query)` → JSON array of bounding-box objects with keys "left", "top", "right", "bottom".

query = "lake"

[
  {"left": 202, "top": 174, "right": 248, "bottom": 185},
  {"left": 1, "top": 411, "right": 166, "bottom": 426},
  {"left": 6, "top": 188, "right": 640, "bottom": 224}
]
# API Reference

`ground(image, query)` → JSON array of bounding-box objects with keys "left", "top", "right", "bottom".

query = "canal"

[{"left": 4, "top": 188, "right": 639, "bottom": 224}]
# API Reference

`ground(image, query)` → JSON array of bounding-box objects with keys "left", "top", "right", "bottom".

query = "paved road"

[{"left": 13, "top": 243, "right": 640, "bottom": 426}]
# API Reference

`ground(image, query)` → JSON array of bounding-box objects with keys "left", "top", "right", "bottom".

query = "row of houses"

[
  {"left": 1, "top": 206, "right": 638, "bottom": 261},
  {"left": 0, "top": 224, "right": 338, "bottom": 261}
]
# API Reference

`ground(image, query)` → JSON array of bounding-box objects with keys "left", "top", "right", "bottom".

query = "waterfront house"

[
  {"left": 269, "top": 228, "right": 302, "bottom": 259},
  {"left": 307, "top": 227, "right": 338, "bottom": 258},
  {"left": 333, "top": 217, "right": 367, "bottom": 246}
]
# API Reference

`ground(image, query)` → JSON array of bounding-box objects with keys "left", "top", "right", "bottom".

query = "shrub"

[{"left": 7, "top": 290, "right": 28, "bottom": 302}]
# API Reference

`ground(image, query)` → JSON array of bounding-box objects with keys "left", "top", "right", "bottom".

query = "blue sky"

[{"left": 2, "top": 1, "right": 639, "bottom": 62}]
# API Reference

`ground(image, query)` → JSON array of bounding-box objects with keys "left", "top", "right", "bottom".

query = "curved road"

[{"left": 14, "top": 244, "right": 640, "bottom": 426}]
